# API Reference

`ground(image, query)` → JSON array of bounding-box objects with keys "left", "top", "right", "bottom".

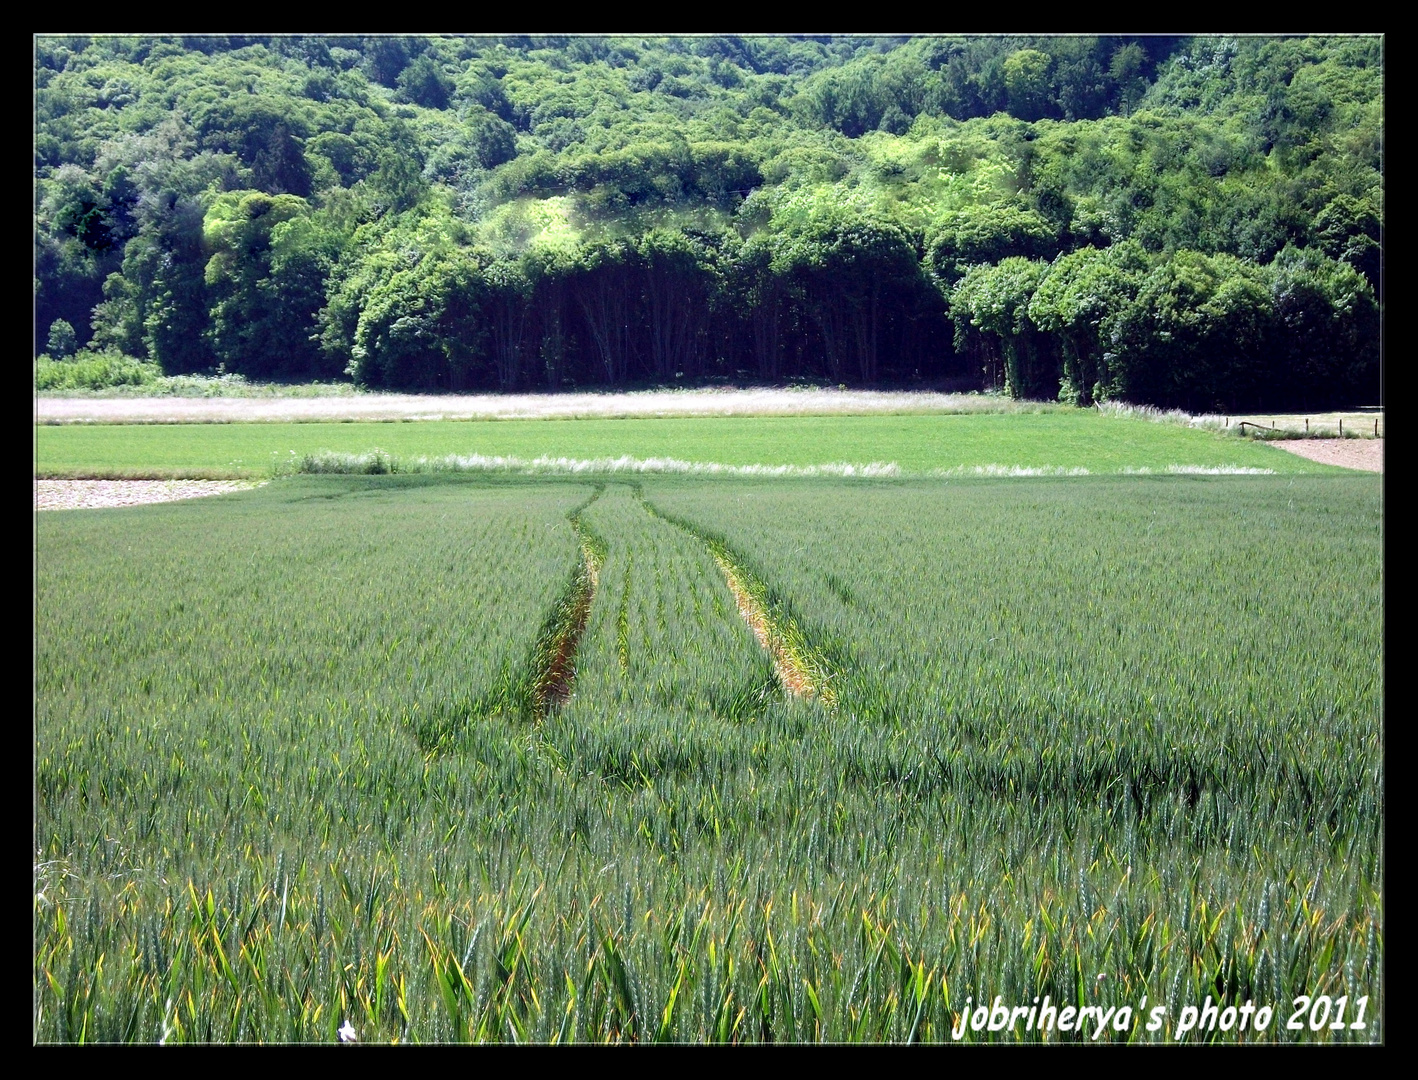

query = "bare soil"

[
  {"left": 35, "top": 479, "right": 262, "bottom": 510},
  {"left": 1271, "top": 439, "right": 1382, "bottom": 472}
]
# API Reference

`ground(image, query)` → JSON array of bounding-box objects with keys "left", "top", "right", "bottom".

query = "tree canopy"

[{"left": 35, "top": 34, "right": 1382, "bottom": 408}]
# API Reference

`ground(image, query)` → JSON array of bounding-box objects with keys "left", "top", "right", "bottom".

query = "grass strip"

[{"left": 36, "top": 412, "right": 1336, "bottom": 477}]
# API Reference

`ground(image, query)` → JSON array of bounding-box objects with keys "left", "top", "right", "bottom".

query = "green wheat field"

[{"left": 34, "top": 419, "right": 1380, "bottom": 1043}]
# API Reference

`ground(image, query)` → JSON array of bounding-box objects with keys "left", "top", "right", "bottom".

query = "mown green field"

[
  {"left": 34, "top": 411, "right": 1335, "bottom": 478},
  {"left": 35, "top": 471, "right": 1381, "bottom": 1043}
]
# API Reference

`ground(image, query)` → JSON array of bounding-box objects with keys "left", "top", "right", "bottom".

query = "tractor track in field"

[
  {"left": 709, "top": 549, "right": 817, "bottom": 700},
  {"left": 528, "top": 488, "right": 606, "bottom": 720},
  {"left": 636, "top": 491, "right": 835, "bottom": 706}
]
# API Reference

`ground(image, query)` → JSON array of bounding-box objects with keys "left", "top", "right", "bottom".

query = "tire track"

[
  {"left": 637, "top": 491, "right": 836, "bottom": 706},
  {"left": 529, "top": 487, "right": 607, "bottom": 720},
  {"left": 409, "top": 486, "right": 606, "bottom": 753}
]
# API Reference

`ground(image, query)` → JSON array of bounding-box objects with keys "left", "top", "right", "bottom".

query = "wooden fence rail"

[{"left": 1234, "top": 418, "right": 1379, "bottom": 437}]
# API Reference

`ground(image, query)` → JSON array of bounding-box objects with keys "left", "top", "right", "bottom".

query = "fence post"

[{"left": 1339, "top": 419, "right": 1343, "bottom": 437}]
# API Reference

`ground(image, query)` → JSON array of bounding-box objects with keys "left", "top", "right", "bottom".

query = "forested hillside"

[{"left": 34, "top": 35, "right": 1382, "bottom": 409}]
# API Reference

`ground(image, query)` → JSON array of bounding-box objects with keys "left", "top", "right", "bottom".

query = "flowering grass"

[{"left": 36, "top": 387, "right": 1046, "bottom": 418}]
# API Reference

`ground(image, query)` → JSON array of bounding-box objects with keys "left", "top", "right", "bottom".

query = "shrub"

[{"left": 35, "top": 348, "right": 162, "bottom": 391}]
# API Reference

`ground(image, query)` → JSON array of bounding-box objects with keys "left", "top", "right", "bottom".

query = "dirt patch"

[
  {"left": 1271, "top": 439, "right": 1382, "bottom": 472},
  {"left": 35, "top": 479, "right": 262, "bottom": 511}
]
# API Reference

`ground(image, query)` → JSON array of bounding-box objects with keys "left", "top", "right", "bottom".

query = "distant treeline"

[{"left": 35, "top": 34, "right": 1382, "bottom": 409}]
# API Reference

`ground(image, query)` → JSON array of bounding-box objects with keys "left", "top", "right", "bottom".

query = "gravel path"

[
  {"left": 36, "top": 479, "right": 263, "bottom": 511},
  {"left": 1271, "top": 439, "right": 1383, "bottom": 472}
]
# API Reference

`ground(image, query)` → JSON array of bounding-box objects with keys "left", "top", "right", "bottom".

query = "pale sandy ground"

[
  {"left": 1271, "top": 438, "right": 1383, "bottom": 472},
  {"left": 36, "top": 389, "right": 1030, "bottom": 424},
  {"left": 36, "top": 479, "right": 262, "bottom": 511}
]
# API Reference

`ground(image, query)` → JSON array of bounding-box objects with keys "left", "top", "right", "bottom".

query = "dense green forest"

[{"left": 34, "top": 34, "right": 1382, "bottom": 409}]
